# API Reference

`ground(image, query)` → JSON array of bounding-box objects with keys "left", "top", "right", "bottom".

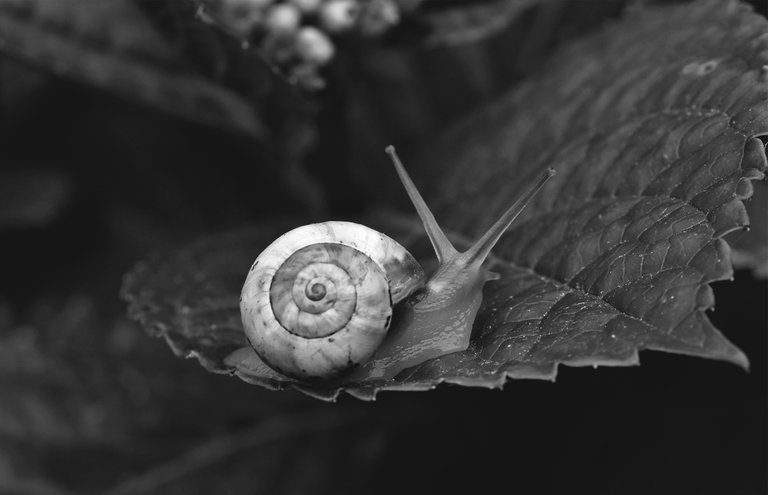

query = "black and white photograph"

[{"left": 0, "top": 0, "right": 766, "bottom": 493}]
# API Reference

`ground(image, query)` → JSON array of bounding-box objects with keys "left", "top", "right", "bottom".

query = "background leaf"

[
  {"left": 0, "top": 0, "right": 266, "bottom": 136},
  {"left": 421, "top": 0, "right": 556, "bottom": 46},
  {"left": 342, "top": 0, "right": 627, "bottom": 203},
  {"left": 0, "top": 293, "right": 315, "bottom": 492}
]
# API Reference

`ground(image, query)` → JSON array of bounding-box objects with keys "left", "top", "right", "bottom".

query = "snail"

[{"left": 240, "top": 146, "right": 554, "bottom": 381}]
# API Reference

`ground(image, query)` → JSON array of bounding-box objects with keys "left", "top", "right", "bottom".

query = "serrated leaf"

[
  {"left": 123, "top": 227, "right": 292, "bottom": 368},
  {"left": 729, "top": 177, "right": 768, "bottom": 277},
  {"left": 123, "top": 0, "right": 768, "bottom": 400},
  {"left": 419, "top": 0, "right": 766, "bottom": 371},
  {"left": 0, "top": 0, "right": 264, "bottom": 136}
]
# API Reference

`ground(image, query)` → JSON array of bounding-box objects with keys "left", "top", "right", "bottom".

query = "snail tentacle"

[
  {"left": 353, "top": 149, "right": 555, "bottom": 380},
  {"left": 464, "top": 167, "right": 555, "bottom": 267},
  {"left": 386, "top": 146, "right": 457, "bottom": 263},
  {"left": 240, "top": 146, "right": 553, "bottom": 383}
]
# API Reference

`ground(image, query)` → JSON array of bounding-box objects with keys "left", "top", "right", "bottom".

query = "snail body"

[{"left": 241, "top": 147, "right": 553, "bottom": 381}]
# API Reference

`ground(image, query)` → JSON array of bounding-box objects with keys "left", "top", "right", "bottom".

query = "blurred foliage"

[{"left": 0, "top": 0, "right": 765, "bottom": 493}]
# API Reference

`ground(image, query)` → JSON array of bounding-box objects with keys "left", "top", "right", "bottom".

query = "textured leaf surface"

[
  {"left": 123, "top": 0, "right": 768, "bottom": 400},
  {"left": 419, "top": 0, "right": 766, "bottom": 376},
  {"left": 0, "top": 0, "right": 264, "bottom": 136}
]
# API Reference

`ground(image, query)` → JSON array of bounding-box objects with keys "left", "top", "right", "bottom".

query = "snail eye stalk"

[
  {"left": 386, "top": 146, "right": 457, "bottom": 263},
  {"left": 386, "top": 145, "right": 554, "bottom": 267},
  {"left": 464, "top": 167, "right": 554, "bottom": 266}
]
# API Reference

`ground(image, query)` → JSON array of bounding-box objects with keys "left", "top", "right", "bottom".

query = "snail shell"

[{"left": 240, "top": 221, "right": 425, "bottom": 380}]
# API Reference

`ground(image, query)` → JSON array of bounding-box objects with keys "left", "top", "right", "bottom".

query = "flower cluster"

[{"left": 201, "top": 0, "right": 403, "bottom": 88}]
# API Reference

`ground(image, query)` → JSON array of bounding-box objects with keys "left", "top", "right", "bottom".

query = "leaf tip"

[{"left": 731, "top": 348, "right": 750, "bottom": 372}]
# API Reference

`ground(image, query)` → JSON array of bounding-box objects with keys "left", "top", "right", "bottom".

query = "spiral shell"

[{"left": 241, "top": 221, "right": 425, "bottom": 380}]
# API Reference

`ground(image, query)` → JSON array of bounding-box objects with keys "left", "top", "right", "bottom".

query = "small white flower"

[
  {"left": 295, "top": 26, "right": 336, "bottom": 66},
  {"left": 359, "top": 0, "right": 400, "bottom": 37},
  {"left": 265, "top": 3, "right": 302, "bottom": 33},
  {"left": 319, "top": 0, "right": 359, "bottom": 33}
]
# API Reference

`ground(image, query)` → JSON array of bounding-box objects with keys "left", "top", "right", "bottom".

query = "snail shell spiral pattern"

[{"left": 241, "top": 221, "right": 425, "bottom": 380}]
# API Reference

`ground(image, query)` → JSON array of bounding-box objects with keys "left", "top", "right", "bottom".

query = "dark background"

[{"left": 0, "top": 1, "right": 765, "bottom": 493}]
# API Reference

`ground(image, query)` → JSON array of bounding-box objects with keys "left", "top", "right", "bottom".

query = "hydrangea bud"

[
  {"left": 319, "top": 0, "right": 359, "bottom": 33},
  {"left": 295, "top": 26, "right": 336, "bottom": 66},
  {"left": 358, "top": 0, "right": 399, "bottom": 37},
  {"left": 264, "top": 3, "right": 302, "bottom": 33}
]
